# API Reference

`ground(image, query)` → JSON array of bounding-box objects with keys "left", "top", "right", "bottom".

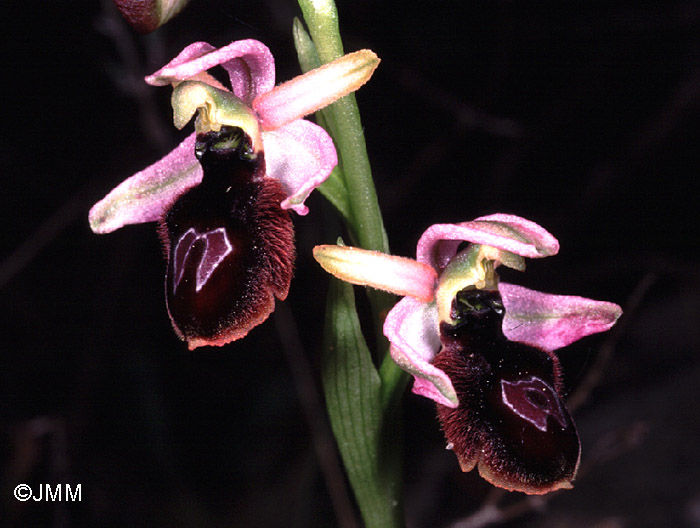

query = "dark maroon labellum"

[
  {"left": 159, "top": 126, "right": 294, "bottom": 349},
  {"left": 434, "top": 288, "right": 581, "bottom": 494}
]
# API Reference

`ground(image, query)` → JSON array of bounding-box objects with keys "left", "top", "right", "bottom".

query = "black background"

[{"left": 2, "top": 1, "right": 699, "bottom": 526}]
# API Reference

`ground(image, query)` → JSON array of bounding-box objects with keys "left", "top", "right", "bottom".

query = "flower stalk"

[
  {"left": 296, "top": 1, "right": 407, "bottom": 526},
  {"left": 297, "top": 0, "right": 388, "bottom": 256}
]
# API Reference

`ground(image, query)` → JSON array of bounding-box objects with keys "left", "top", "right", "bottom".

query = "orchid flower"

[
  {"left": 314, "top": 214, "right": 622, "bottom": 494},
  {"left": 89, "top": 39, "right": 379, "bottom": 349},
  {"left": 112, "top": 0, "right": 191, "bottom": 33}
]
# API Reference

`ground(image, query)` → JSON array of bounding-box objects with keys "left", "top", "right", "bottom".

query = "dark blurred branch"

[
  {"left": 274, "top": 302, "right": 361, "bottom": 528},
  {"left": 95, "top": 0, "right": 172, "bottom": 152},
  {"left": 395, "top": 66, "right": 525, "bottom": 139},
  {"left": 581, "top": 65, "right": 700, "bottom": 214},
  {"left": 0, "top": 190, "right": 88, "bottom": 290}
]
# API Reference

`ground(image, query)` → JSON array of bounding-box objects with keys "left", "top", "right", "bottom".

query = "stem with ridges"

[{"left": 296, "top": 1, "right": 409, "bottom": 527}]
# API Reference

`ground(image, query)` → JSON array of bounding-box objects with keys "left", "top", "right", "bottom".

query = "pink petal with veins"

[
  {"left": 384, "top": 297, "right": 458, "bottom": 408},
  {"left": 145, "top": 42, "right": 216, "bottom": 84},
  {"left": 416, "top": 215, "right": 560, "bottom": 270},
  {"left": 89, "top": 134, "right": 201, "bottom": 234},
  {"left": 145, "top": 40, "right": 275, "bottom": 103},
  {"left": 313, "top": 245, "right": 437, "bottom": 301},
  {"left": 262, "top": 119, "right": 337, "bottom": 215},
  {"left": 253, "top": 50, "right": 380, "bottom": 131},
  {"left": 500, "top": 282, "right": 622, "bottom": 352}
]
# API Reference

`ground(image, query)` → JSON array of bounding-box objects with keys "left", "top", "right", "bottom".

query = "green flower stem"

[
  {"left": 293, "top": 12, "right": 394, "bottom": 356},
  {"left": 293, "top": 20, "right": 352, "bottom": 225},
  {"left": 295, "top": 2, "right": 410, "bottom": 527},
  {"left": 295, "top": 1, "right": 405, "bottom": 403},
  {"left": 297, "top": 0, "right": 345, "bottom": 72},
  {"left": 322, "top": 279, "right": 403, "bottom": 528},
  {"left": 293, "top": 7, "right": 393, "bottom": 352},
  {"left": 297, "top": 0, "right": 389, "bottom": 257}
]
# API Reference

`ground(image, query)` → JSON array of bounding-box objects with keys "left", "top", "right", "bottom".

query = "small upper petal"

[
  {"left": 89, "top": 134, "right": 202, "bottom": 233},
  {"left": 145, "top": 41, "right": 216, "bottom": 83},
  {"left": 253, "top": 50, "right": 380, "bottom": 131},
  {"left": 384, "top": 297, "right": 458, "bottom": 408},
  {"left": 417, "top": 215, "right": 560, "bottom": 271},
  {"left": 313, "top": 245, "right": 437, "bottom": 301},
  {"left": 146, "top": 39, "right": 275, "bottom": 103},
  {"left": 262, "top": 119, "right": 337, "bottom": 215},
  {"left": 499, "top": 282, "right": 623, "bottom": 352}
]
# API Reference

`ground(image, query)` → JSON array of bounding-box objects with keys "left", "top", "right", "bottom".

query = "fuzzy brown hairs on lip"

[
  {"left": 433, "top": 288, "right": 580, "bottom": 495},
  {"left": 159, "top": 127, "right": 295, "bottom": 349}
]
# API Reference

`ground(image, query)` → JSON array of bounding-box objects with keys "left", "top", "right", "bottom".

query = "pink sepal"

[
  {"left": 145, "top": 40, "right": 275, "bottom": 104},
  {"left": 500, "top": 282, "right": 623, "bottom": 352},
  {"left": 89, "top": 134, "right": 201, "bottom": 234},
  {"left": 416, "top": 214, "right": 560, "bottom": 271}
]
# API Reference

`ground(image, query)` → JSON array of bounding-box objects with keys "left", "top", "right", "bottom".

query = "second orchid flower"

[
  {"left": 89, "top": 39, "right": 379, "bottom": 349},
  {"left": 314, "top": 214, "right": 622, "bottom": 494}
]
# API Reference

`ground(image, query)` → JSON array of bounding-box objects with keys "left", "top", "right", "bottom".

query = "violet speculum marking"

[
  {"left": 171, "top": 227, "right": 234, "bottom": 293},
  {"left": 501, "top": 376, "right": 567, "bottom": 432},
  {"left": 446, "top": 288, "right": 570, "bottom": 434}
]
